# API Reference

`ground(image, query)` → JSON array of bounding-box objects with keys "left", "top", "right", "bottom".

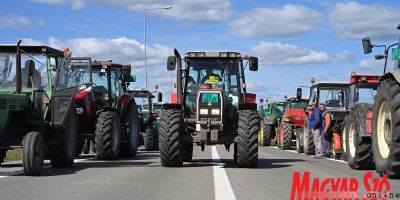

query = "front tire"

[
  {"left": 159, "top": 109, "right": 183, "bottom": 167},
  {"left": 237, "top": 110, "right": 259, "bottom": 168},
  {"left": 262, "top": 124, "right": 274, "bottom": 146},
  {"left": 296, "top": 128, "right": 304, "bottom": 153},
  {"left": 144, "top": 127, "right": 157, "bottom": 151},
  {"left": 95, "top": 111, "right": 122, "bottom": 160},
  {"left": 281, "top": 122, "right": 292, "bottom": 150},
  {"left": 23, "top": 131, "right": 45, "bottom": 176},
  {"left": 120, "top": 103, "right": 140, "bottom": 157},
  {"left": 372, "top": 79, "right": 400, "bottom": 176},
  {"left": 50, "top": 105, "right": 78, "bottom": 167},
  {"left": 303, "top": 118, "right": 315, "bottom": 155}
]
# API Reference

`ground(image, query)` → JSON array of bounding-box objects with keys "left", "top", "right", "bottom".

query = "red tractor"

[
  {"left": 341, "top": 72, "right": 380, "bottom": 169},
  {"left": 277, "top": 88, "right": 309, "bottom": 151},
  {"left": 68, "top": 58, "right": 140, "bottom": 159}
]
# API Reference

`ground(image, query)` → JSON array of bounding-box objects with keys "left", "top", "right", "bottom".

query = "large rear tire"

[
  {"left": 262, "top": 124, "right": 273, "bottom": 146},
  {"left": 372, "top": 79, "right": 400, "bottom": 176},
  {"left": 23, "top": 131, "right": 45, "bottom": 176},
  {"left": 95, "top": 111, "right": 122, "bottom": 160},
  {"left": 237, "top": 110, "right": 259, "bottom": 168},
  {"left": 159, "top": 109, "right": 183, "bottom": 167},
  {"left": 281, "top": 121, "right": 292, "bottom": 150},
  {"left": 120, "top": 103, "right": 140, "bottom": 157},
  {"left": 303, "top": 118, "right": 315, "bottom": 155},
  {"left": 144, "top": 127, "right": 157, "bottom": 151},
  {"left": 346, "top": 114, "right": 374, "bottom": 169},
  {"left": 50, "top": 106, "right": 78, "bottom": 167},
  {"left": 342, "top": 121, "right": 349, "bottom": 162}
]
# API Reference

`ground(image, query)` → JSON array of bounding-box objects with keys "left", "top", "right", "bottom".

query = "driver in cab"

[{"left": 201, "top": 68, "right": 222, "bottom": 84}]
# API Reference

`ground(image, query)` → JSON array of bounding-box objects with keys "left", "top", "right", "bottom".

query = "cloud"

[
  {"left": 359, "top": 58, "right": 394, "bottom": 69},
  {"left": 31, "top": 0, "right": 86, "bottom": 10},
  {"left": 99, "top": 0, "right": 232, "bottom": 22},
  {"left": 250, "top": 41, "right": 353, "bottom": 66},
  {"left": 0, "top": 15, "right": 32, "bottom": 29},
  {"left": 229, "top": 4, "right": 322, "bottom": 38},
  {"left": 330, "top": 1, "right": 400, "bottom": 40}
]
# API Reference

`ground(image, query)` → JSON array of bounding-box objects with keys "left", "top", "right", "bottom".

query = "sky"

[{"left": 1, "top": 0, "right": 399, "bottom": 102}]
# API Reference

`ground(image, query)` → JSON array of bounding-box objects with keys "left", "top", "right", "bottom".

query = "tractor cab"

[
  {"left": 308, "top": 82, "right": 349, "bottom": 112},
  {"left": 128, "top": 88, "right": 155, "bottom": 130},
  {"left": 347, "top": 72, "right": 380, "bottom": 108}
]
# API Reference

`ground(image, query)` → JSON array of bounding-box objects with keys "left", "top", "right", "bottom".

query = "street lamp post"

[{"left": 144, "top": 5, "right": 172, "bottom": 89}]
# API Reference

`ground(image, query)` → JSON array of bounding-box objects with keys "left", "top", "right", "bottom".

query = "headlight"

[
  {"left": 200, "top": 109, "right": 208, "bottom": 115},
  {"left": 211, "top": 109, "right": 220, "bottom": 115}
]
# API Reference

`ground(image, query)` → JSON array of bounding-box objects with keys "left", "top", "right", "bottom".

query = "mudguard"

[
  {"left": 238, "top": 103, "right": 257, "bottom": 111},
  {"left": 163, "top": 103, "right": 182, "bottom": 110},
  {"left": 351, "top": 103, "right": 372, "bottom": 137},
  {"left": 118, "top": 94, "right": 137, "bottom": 119},
  {"left": 51, "top": 87, "right": 79, "bottom": 127},
  {"left": 380, "top": 70, "right": 400, "bottom": 84}
]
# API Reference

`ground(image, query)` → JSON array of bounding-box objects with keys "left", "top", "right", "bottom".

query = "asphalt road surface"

[{"left": 0, "top": 146, "right": 399, "bottom": 200}]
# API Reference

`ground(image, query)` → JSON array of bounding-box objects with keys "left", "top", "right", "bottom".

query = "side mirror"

[
  {"left": 167, "top": 56, "right": 176, "bottom": 71},
  {"left": 126, "top": 75, "right": 136, "bottom": 82},
  {"left": 362, "top": 37, "right": 373, "bottom": 54},
  {"left": 296, "top": 87, "right": 302, "bottom": 99},
  {"left": 249, "top": 56, "right": 258, "bottom": 71},
  {"left": 158, "top": 92, "right": 162, "bottom": 103}
]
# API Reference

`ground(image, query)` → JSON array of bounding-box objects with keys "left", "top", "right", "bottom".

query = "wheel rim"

[
  {"left": 349, "top": 123, "right": 356, "bottom": 158},
  {"left": 377, "top": 100, "right": 391, "bottom": 159},
  {"left": 112, "top": 122, "right": 119, "bottom": 152},
  {"left": 342, "top": 125, "right": 347, "bottom": 154}
]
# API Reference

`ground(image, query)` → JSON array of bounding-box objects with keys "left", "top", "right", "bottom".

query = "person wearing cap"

[
  {"left": 320, "top": 103, "right": 332, "bottom": 157},
  {"left": 308, "top": 102, "right": 324, "bottom": 159}
]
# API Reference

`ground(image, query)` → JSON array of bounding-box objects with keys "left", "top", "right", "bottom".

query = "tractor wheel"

[
  {"left": 183, "top": 142, "right": 193, "bottom": 162},
  {"left": 0, "top": 150, "right": 6, "bottom": 166},
  {"left": 346, "top": 115, "right": 374, "bottom": 169},
  {"left": 296, "top": 128, "right": 304, "bottom": 153},
  {"left": 50, "top": 105, "right": 78, "bottom": 167},
  {"left": 22, "top": 131, "right": 45, "bottom": 176},
  {"left": 303, "top": 118, "right": 315, "bottom": 155},
  {"left": 144, "top": 127, "right": 157, "bottom": 151},
  {"left": 95, "top": 111, "right": 122, "bottom": 160},
  {"left": 120, "top": 103, "right": 140, "bottom": 157},
  {"left": 237, "top": 110, "right": 259, "bottom": 168},
  {"left": 83, "top": 139, "right": 90, "bottom": 154},
  {"left": 262, "top": 124, "right": 273, "bottom": 146},
  {"left": 277, "top": 124, "right": 283, "bottom": 149},
  {"left": 342, "top": 122, "right": 349, "bottom": 162},
  {"left": 281, "top": 122, "right": 292, "bottom": 150},
  {"left": 159, "top": 109, "right": 183, "bottom": 167},
  {"left": 233, "top": 143, "right": 237, "bottom": 162},
  {"left": 372, "top": 79, "right": 400, "bottom": 176}
]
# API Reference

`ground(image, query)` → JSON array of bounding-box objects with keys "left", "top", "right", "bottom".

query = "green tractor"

[
  {"left": 259, "top": 101, "right": 286, "bottom": 146},
  {"left": 0, "top": 42, "right": 81, "bottom": 175}
]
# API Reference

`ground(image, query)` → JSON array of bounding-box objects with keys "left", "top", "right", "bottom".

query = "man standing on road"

[
  {"left": 321, "top": 103, "right": 332, "bottom": 157},
  {"left": 309, "top": 102, "right": 324, "bottom": 159}
]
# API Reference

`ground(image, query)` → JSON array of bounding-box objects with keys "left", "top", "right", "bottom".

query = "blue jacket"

[{"left": 309, "top": 108, "right": 323, "bottom": 130}]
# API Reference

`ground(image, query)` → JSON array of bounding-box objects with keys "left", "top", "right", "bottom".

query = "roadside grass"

[{"left": 4, "top": 148, "right": 23, "bottom": 162}]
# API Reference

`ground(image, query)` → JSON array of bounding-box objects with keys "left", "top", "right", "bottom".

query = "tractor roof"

[
  {"left": 0, "top": 45, "right": 64, "bottom": 56},
  {"left": 127, "top": 88, "right": 155, "bottom": 98},
  {"left": 314, "top": 82, "right": 349, "bottom": 88},
  {"left": 91, "top": 60, "right": 125, "bottom": 69},
  {"left": 185, "top": 51, "right": 241, "bottom": 59},
  {"left": 349, "top": 74, "right": 381, "bottom": 85}
]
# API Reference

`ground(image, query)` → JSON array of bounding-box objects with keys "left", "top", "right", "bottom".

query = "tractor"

[
  {"left": 361, "top": 25, "right": 400, "bottom": 176},
  {"left": 277, "top": 89, "right": 309, "bottom": 151},
  {"left": 161, "top": 50, "right": 259, "bottom": 167},
  {"left": 0, "top": 42, "right": 81, "bottom": 175},
  {"left": 128, "top": 88, "right": 162, "bottom": 151},
  {"left": 302, "top": 79, "right": 349, "bottom": 159},
  {"left": 259, "top": 101, "right": 286, "bottom": 146},
  {"left": 67, "top": 58, "right": 140, "bottom": 159},
  {"left": 341, "top": 72, "right": 380, "bottom": 169}
]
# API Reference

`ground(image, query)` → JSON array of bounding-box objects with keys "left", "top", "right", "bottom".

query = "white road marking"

[
  {"left": 0, "top": 158, "right": 89, "bottom": 179},
  {"left": 270, "top": 146, "right": 347, "bottom": 163},
  {"left": 211, "top": 146, "right": 236, "bottom": 200}
]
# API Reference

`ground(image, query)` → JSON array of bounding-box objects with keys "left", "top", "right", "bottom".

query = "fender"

[
  {"left": 163, "top": 103, "right": 182, "bottom": 110},
  {"left": 380, "top": 70, "right": 400, "bottom": 83},
  {"left": 118, "top": 94, "right": 137, "bottom": 118},
  {"left": 238, "top": 103, "right": 257, "bottom": 111},
  {"left": 96, "top": 106, "right": 118, "bottom": 117}
]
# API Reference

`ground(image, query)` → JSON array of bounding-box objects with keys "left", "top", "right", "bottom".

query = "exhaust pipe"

[
  {"left": 16, "top": 40, "right": 22, "bottom": 94},
  {"left": 174, "top": 49, "right": 182, "bottom": 104}
]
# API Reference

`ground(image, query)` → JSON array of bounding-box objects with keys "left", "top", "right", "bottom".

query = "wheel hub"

[{"left": 377, "top": 101, "right": 391, "bottom": 159}]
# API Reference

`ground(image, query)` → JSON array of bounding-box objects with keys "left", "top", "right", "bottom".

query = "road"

[{"left": 0, "top": 146, "right": 398, "bottom": 200}]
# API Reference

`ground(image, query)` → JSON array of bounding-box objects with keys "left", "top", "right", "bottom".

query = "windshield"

[
  {"left": 0, "top": 52, "right": 49, "bottom": 90},
  {"left": 319, "top": 87, "right": 347, "bottom": 110},
  {"left": 185, "top": 58, "right": 241, "bottom": 115},
  {"left": 348, "top": 83, "right": 377, "bottom": 107},
  {"left": 287, "top": 100, "right": 308, "bottom": 109}
]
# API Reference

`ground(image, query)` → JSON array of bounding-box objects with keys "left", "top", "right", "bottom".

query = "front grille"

[
  {"left": 0, "top": 99, "right": 26, "bottom": 110},
  {"left": 0, "top": 99, "right": 6, "bottom": 109}
]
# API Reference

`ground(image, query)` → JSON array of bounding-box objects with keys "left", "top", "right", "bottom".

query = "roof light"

[
  {"left": 311, "top": 77, "right": 316, "bottom": 84},
  {"left": 361, "top": 76, "right": 367, "bottom": 81},
  {"left": 220, "top": 52, "right": 228, "bottom": 57},
  {"left": 189, "top": 52, "right": 196, "bottom": 57},
  {"left": 229, "top": 52, "right": 237, "bottom": 57},
  {"left": 197, "top": 52, "right": 205, "bottom": 57},
  {"left": 351, "top": 71, "right": 356, "bottom": 76}
]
